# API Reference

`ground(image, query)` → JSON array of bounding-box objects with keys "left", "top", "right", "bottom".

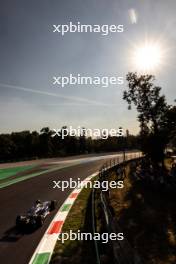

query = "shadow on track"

[{"left": 0, "top": 225, "right": 37, "bottom": 243}]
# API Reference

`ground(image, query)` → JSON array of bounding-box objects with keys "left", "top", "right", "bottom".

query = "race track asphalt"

[{"left": 0, "top": 152, "right": 135, "bottom": 264}]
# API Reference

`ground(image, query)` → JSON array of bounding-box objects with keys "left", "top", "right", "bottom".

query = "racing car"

[{"left": 16, "top": 199, "right": 57, "bottom": 230}]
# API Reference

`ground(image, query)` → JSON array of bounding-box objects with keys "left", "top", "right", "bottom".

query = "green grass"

[
  {"left": 0, "top": 165, "right": 34, "bottom": 181},
  {"left": 50, "top": 181, "right": 95, "bottom": 264}
]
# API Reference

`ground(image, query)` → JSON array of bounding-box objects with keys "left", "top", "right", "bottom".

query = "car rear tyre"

[
  {"left": 36, "top": 215, "right": 44, "bottom": 227},
  {"left": 50, "top": 200, "right": 56, "bottom": 211},
  {"left": 16, "top": 215, "right": 22, "bottom": 228}
]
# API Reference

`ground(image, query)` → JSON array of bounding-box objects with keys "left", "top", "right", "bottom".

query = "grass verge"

[
  {"left": 110, "top": 162, "right": 176, "bottom": 264},
  {"left": 51, "top": 179, "right": 97, "bottom": 264}
]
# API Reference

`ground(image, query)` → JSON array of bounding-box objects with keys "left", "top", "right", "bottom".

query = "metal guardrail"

[
  {"left": 92, "top": 152, "right": 143, "bottom": 264},
  {"left": 91, "top": 188, "right": 101, "bottom": 264}
]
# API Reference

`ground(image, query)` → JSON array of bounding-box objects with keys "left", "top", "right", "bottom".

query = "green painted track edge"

[
  {"left": 0, "top": 162, "right": 81, "bottom": 189},
  {"left": 32, "top": 252, "right": 51, "bottom": 264}
]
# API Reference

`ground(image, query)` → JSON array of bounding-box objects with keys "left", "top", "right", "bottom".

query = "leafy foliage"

[
  {"left": 0, "top": 127, "right": 139, "bottom": 163},
  {"left": 124, "top": 72, "right": 176, "bottom": 163}
]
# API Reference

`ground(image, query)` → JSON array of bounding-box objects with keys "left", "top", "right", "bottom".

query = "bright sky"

[{"left": 0, "top": 0, "right": 176, "bottom": 134}]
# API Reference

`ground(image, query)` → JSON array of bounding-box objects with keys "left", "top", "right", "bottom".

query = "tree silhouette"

[
  {"left": 123, "top": 72, "right": 176, "bottom": 166},
  {"left": 0, "top": 126, "right": 140, "bottom": 162}
]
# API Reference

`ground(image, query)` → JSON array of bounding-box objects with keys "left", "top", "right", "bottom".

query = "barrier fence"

[{"left": 91, "top": 152, "right": 143, "bottom": 264}]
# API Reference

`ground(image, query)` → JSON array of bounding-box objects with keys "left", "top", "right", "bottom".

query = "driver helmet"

[{"left": 36, "top": 199, "right": 41, "bottom": 205}]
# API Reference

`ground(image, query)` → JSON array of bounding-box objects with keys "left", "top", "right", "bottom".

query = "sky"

[{"left": 0, "top": 0, "right": 176, "bottom": 134}]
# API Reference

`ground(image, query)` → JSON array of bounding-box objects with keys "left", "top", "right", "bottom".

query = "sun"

[{"left": 132, "top": 42, "right": 163, "bottom": 73}]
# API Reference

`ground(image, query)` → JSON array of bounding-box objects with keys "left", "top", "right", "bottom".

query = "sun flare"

[{"left": 132, "top": 42, "right": 163, "bottom": 73}]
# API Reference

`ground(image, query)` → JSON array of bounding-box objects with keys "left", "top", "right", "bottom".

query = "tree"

[
  {"left": 39, "top": 127, "right": 53, "bottom": 157},
  {"left": 123, "top": 72, "right": 175, "bottom": 165}
]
